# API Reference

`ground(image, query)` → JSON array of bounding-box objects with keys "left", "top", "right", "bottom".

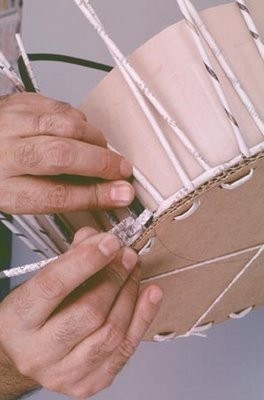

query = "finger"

[
  {"left": 0, "top": 176, "right": 135, "bottom": 214},
  {"left": 69, "top": 286, "right": 163, "bottom": 399},
  {"left": 2, "top": 137, "right": 132, "bottom": 179},
  {"left": 38, "top": 266, "right": 141, "bottom": 392},
  {"left": 71, "top": 227, "right": 99, "bottom": 248},
  {"left": 0, "top": 93, "right": 85, "bottom": 120},
  {"left": 117, "top": 285, "right": 164, "bottom": 345},
  {"left": 36, "top": 113, "right": 106, "bottom": 147},
  {"left": 0, "top": 111, "right": 106, "bottom": 147},
  {"left": 6, "top": 233, "right": 122, "bottom": 328},
  {"left": 0, "top": 93, "right": 106, "bottom": 146},
  {"left": 40, "top": 249, "right": 138, "bottom": 357}
]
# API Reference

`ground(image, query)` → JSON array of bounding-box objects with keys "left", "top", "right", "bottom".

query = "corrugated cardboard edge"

[
  {"left": 133, "top": 151, "right": 264, "bottom": 251},
  {"left": 132, "top": 151, "right": 264, "bottom": 341}
]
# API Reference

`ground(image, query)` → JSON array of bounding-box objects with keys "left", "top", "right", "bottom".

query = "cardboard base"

[{"left": 135, "top": 155, "right": 264, "bottom": 340}]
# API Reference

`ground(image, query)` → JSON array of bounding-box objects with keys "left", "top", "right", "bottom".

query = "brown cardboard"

[
  {"left": 60, "top": 0, "right": 264, "bottom": 340},
  {"left": 137, "top": 155, "right": 264, "bottom": 339}
]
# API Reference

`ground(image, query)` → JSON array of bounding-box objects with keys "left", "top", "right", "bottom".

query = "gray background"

[{"left": 11, "top": 0, "right": 264, "bottom": 399}]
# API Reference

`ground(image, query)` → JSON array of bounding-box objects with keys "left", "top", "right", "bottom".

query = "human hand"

[
  {"left": 0, "top": 93, "right": 134, "bottom": 214},
  {"left": 0, "top": 227, "right": 163, "bottom": 399}
]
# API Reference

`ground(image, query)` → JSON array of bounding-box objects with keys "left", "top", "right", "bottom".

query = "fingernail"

[
  {"left": 98, "top": 234, "right": 121, "bottom": 257},
  {"left": 110, "top": 182, "right": 134, "bottom": 204},
  {"left": 122, "top": 248, "right": 138, "bottom": 271},
  {"left": 120, "top": 159, "right": 133, "bottom": 177},
  {"left": 149, "top": 287, "right": 163, "bottom": 305}
]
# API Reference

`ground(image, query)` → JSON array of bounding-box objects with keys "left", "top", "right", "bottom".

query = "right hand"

[
  {"left": 0, "top": 93, "right": 134, "bottom": 215},
  {"left": 0, "top": 228, "right": 163, "bottom": 399}
]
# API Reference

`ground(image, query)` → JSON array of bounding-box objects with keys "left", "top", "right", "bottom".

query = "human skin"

[
  {"left": 0, "top": 227, "right": 163, "bottom": 399},
  {"left": 0, "top": 92, "right": 162, "bottom": 399},
  {"left": 0, "top": 92, "right": 135, "bottom": 214}
]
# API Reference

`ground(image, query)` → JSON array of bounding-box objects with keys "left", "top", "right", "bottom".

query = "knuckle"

[
  {"left": 86, "top": 183, "right": 101, "bottom": 209},
  {"left": 16, "top": 362, "right": 30, "bottom": 377},
  {"left": 87, "top": 182, "right": 113, "bottom": 209},
  {"left": 101, "top": 377, "right": 115, "bottom": 393},
  {"left": 123, "top": 276, "right": 139, "bottom": 299},
  {"left": 83, "top": 305, "right": 105, "bottom": 332},
  {"left": 105, "top": 357, "right": 128, "bottom": 379},
  {"left": 7, "top": 285, "right": 34, "bottom": 320},
  {"left": 93, "top": 183, "right": 101, "bottom": 208},
  {"left": 103, "top": 266, "right": 126, "bottom": 289},
  {"left": 47, "top": 140, "right": 75, "bottom": 170},
  {"left": 14, "top": 189, "right": 33, "bottom": 213},
  {"left": 101, "top": 376, "right": 115, "bottom": 392},
  {"left": 83, "top": 343, "right": 107, "bottom": 369},
  {"left": 103, "top": 321, "right": 125, "bottom": 349},
  {"left": 63, "top": 117, "right": 80, "bottom": 136},
  {"left": 42, "top": 379, "right": 65, "bottom": 395},
  {"left": 46, "top": 184, "right": 70, "bottom": 211},
  {"left": 34, "top": 113, "right": 56, "bottom": 134},
  {"left": 52, "top": 101, "right": 72, "bottom": 114},
  {"left": 13, "top": 142, "right": 43, "bottom": 168},
  {"left": 136, "top": 311, "right": 154, "bottom": 328},
  {"left": 52, "top": 316, "right": 78, "bottom": 344},
  {"left": 118, "top": 335, "right": 137, "bottom": 359},
  {"left": 69, "top": 385, "right": 95, "bottom": 400},
  {"left": 16, "top": 358, "right": 37, "bottom": 378},
  {"left": 99, "top": 150, "right": 112, "bottom": 176},
  {"left": 35, "top": 272, "right": 66, "bottom": 300},
  {"left": 38, "top": 369, "right": 73, "bottom": 395},
  {"left": 75, "top": 109, "right": 87, "bottom": 121},
  {"left": 69, "top": 108, "right": 87, "bottom": 125}
]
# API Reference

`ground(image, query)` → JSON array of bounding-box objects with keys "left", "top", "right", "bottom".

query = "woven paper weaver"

[{"left": 0, "top": 0, "right": 263, "bottom": 342}]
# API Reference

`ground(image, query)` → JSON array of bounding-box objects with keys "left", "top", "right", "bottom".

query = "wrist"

[{"left": 0, "top": 346, "right": 39, "bottom": 400}]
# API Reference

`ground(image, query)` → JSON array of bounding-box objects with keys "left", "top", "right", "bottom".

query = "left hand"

[
  {"left": 0, "top": 227, "right": 163, "bottom": 399},
  {"left": 0, "top": 93, "right": 134, "bottom": 214}
]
